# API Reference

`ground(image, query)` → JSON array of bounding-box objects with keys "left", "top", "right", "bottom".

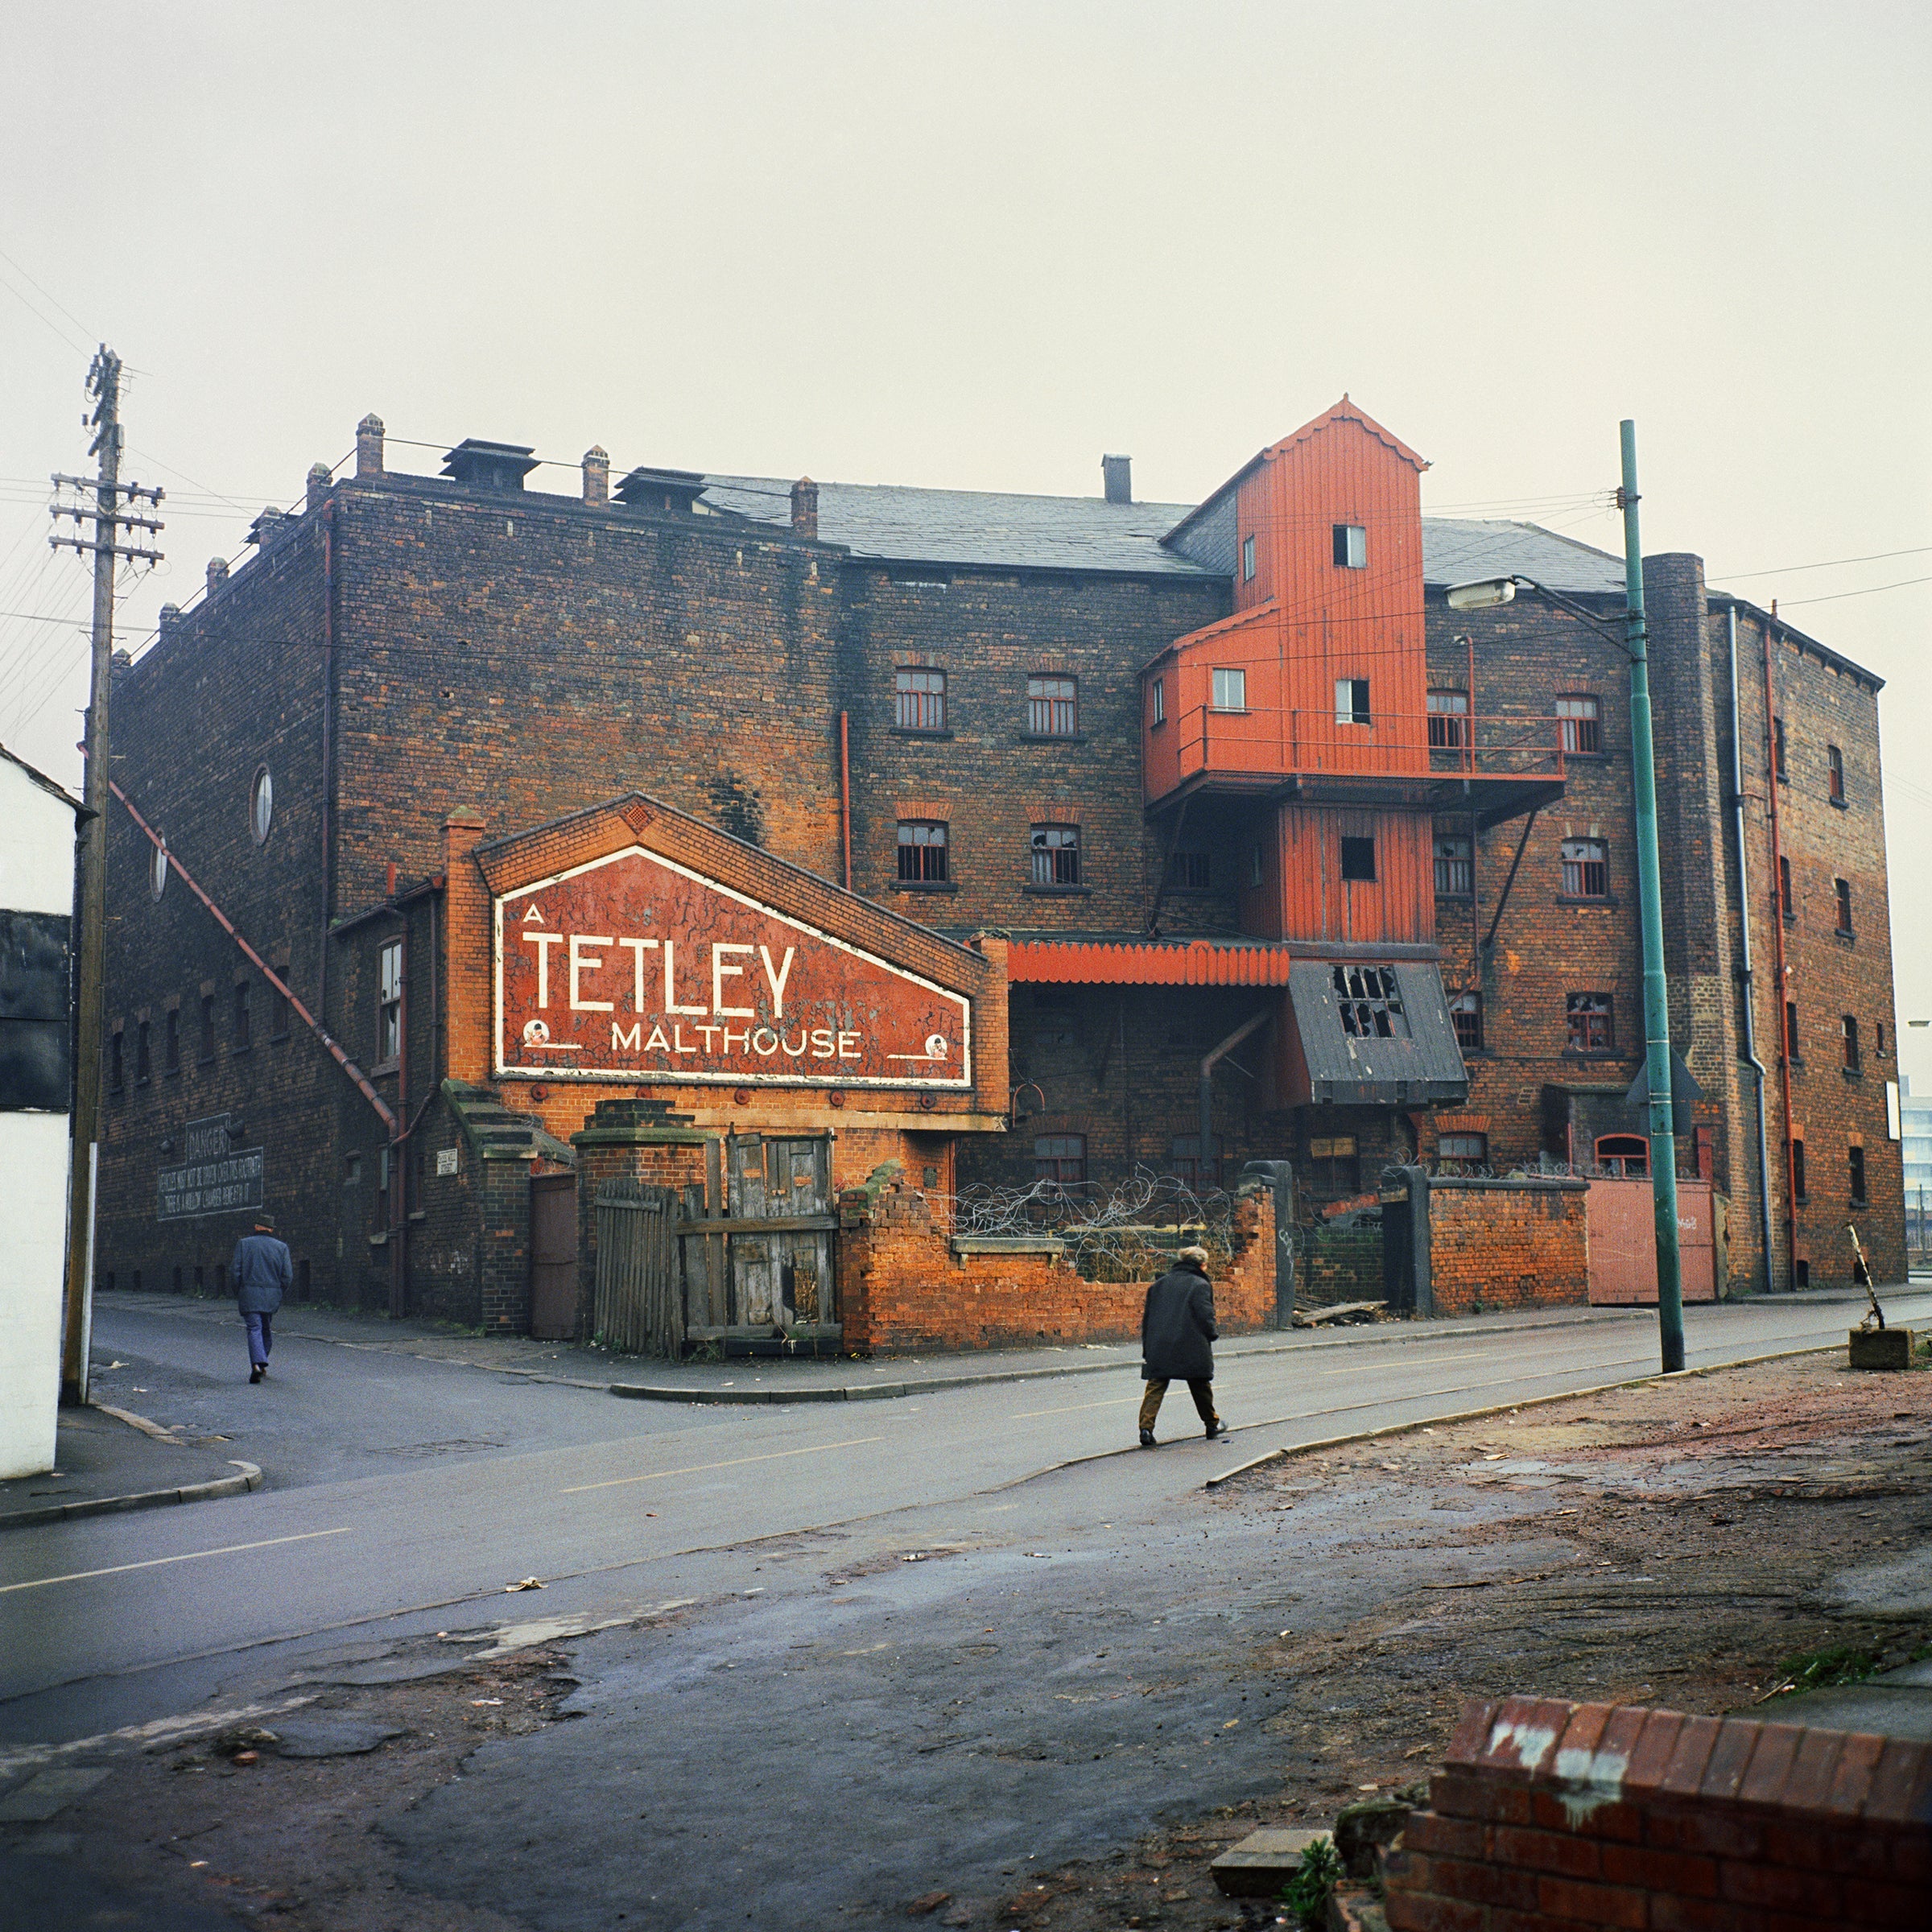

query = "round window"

[
  {"left": 149, "top": 837, "right": 169, "bottom": 901},
  {"left": 249, "top": 766, "right": 273, "bottom": 844}
]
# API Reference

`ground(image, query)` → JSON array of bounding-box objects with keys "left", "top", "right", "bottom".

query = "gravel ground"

[{"left": 7, "top": 1348, "right": 1927, "bottom": 1932}]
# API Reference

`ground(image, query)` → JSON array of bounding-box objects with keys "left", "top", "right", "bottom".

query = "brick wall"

[
  {"left": 836, "top": 1176, "right": 1277, "bottom": 1354},
  {"left": 1386, "top": 1693, "right": 1930, "bottom": 1930},
  {"left": 1429, "top": 1177, "right": 1590, "bottom": 1315}
]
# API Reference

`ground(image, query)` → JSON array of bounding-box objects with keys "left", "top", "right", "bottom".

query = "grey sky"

[{"left": 3, "top": 2, "right": 1928, "bottom": 1066}]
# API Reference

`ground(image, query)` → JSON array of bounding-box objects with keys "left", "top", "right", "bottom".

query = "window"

[
  {"left": 378, "top": 939, "right": 402, "bottom": 1063},
  {"left": 1567, "top": 993, "right": 1613, "bottom": 1053},
  {"left": 1849, "top": 1144, "right": 1868, "bottom": 1205},
  {"left": 1307, "top": 1134, "right": 1360, "bottom": 1194},
  {"left": 1332, "top": 524, "right": 1366, "bottom": 568},
  {"left": 1438, "top": 1132, "right": 1487, "bottom": 1170},
  {"left": 249, "top": 765, "right": 274, "bottom": 844},
  {"left": 1029, "top": 824, "right": 1081, "bottom": 887},
  {"left": 1779, "top": 856, "right": 1795, "bottom": 923},
  {"left": 1556, "top": 696, "right": 1601, "bottom": 755},
  {"left": 1335, "top": 677, "right": 1371, "bottom": 727},
  {"left": 233, "top": 979, "right": 250, "bottom": 1050},
  {"left": 1249, "top": 842, "right": 1264, "bottom": 888},
  {"left": 109, "top": 1027, "right": 124, "bottom": 1092},
  {"left": 149, "top": 839, "right": 168, "bottom": 901},
  {"left": 1827, "top": 745, "right": 1845, "bottom": 803},
  {"left": 1166, "top": 850, "right": 1211, "bottom": 890},
  {"left": 1427, "top": 689, "right": 1468, "bottom": 749},
  {"left": 1150, "top": 676, "right": 1165, "bottom": 726},
  {"left": 1561, "top": 838, "right": 1608, "bottom": 899},
  {"left": 1212, "top": 667, "right": 1246, "bottom": 712},
  {"left": 1595, "top": 1133, "right": 1650, "bottom": 1177},
  {"left": 896, "top": 819, "right": 948, "bottom": 884},
  {"left": 1835, "top": 877, "right": 1853, "bottom": 935},
  {"left": 1334, "top": 964, "right": 1407, "bottom": 1038},
  {"left": 1034, "top": 1134, "right": 1087, "bottom": 1187},
  {"left": 1791, "top": 1137, "right": 1807, "bottom": 1199},
  {"left": 1773, "top": 716, "right": 1788, "bottom": 782},
  {"left": 199, "top": 993, "right": 216, "bottom": 1063},
  {"left": 1843, "top": 1015, "right": 1860, "bottom": 1071},
  {"left": 1340, "top": 836, "right": 1377, "bottom": 883},
  {"left": 164, "top": 1007, "right": 180, "bottom": 1075},
  {"left": 1435, "top": 834, "right": 1472, "bottom": 897},
  {"left": 1169, "top": 1133, "right": 1223, "bottom": 1190},
  {"left": 1026, "top": 675, "right": 1077, "bottom": 737},
  {"left": 1241, "top": 534, "right": 1256, "bottom": 582},
  {"left": 1785, "top": 1000, "right": 1801, "bottom": 1061},
  {"left": 1449, "top": 991, "right": 1483, "bottom": 1053},
  {"left": 270, "top": 985, "right": 290, "bottom": 1040},
  {"left": 894, "top": 667, "right": 947, "bottom": 732},
  {"left": 135, "top": 1019, "right": 151, "bottom": 1084}
]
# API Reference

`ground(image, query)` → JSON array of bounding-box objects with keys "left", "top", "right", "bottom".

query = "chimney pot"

[
  {"left": 582, "top": 446, "right": 610, "bottom": 508},
  {"left": 207, "top": 557, "right": 229, "bottom": 596},
  {"left": 248, "top": 506, "right": 286, "bottom": 547},
  {"left": 1102, "top": 454, "right": 1132, "bottom": 506},
  {"left": 791, "top": 475, "right": 819, "bottom": 543},
  {"left": 306, "top": 462, "right": 331, "bottom": 511},
  {"left": 356, "top": 414, "right": 385, "bottom": 478},
  {"left": 158, "top": 603, "right": 182, "bottom": 637}
]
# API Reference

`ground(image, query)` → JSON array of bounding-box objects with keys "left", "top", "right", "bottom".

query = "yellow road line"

[
  {"left": 0, "top": 1527, "right": 352, "bottom": 1596},
  {"left": 561, "top": 1435, "right": 885, "bottom": 1496}
]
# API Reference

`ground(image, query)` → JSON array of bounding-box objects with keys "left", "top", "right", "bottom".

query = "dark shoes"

[
  {"left": 1204, "top": 1418, "right": 1228, "bottom": 1441},
  {"left": 250, "top": 1364, "right": 265, "bottom": 1384},
  {"left": 1139, "top": 1428, "right": 1156, "bottom": 1448}
]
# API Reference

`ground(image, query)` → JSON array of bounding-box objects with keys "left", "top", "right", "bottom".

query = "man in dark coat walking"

[
  {"left": 1139, "top": 1245, "right": 1227, "bottom": 1446},
  {"left": 232, "top": 1212, "right": 292, "bottom": 1384}
]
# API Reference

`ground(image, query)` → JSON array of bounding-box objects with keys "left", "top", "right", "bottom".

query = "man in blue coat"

[
  {"left": 1138, "top": 1245, "right": 1228, "bottom": 1446},
  {"left": 232, "top": 1212, "right": 292, "bottom": 1384}
]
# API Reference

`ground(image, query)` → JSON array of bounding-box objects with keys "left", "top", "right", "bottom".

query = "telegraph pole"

[{"left": 50, "top": 346, "right": 163, "bottom": 1406}]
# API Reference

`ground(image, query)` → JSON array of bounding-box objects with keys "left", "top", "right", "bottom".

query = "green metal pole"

[{"left": 1619, "top": 419, "right": 1686, "bottom": 1373}]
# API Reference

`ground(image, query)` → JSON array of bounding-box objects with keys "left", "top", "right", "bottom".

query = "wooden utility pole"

[{"left": 50, "top": 346, "right": 163, "bottom": 1405}]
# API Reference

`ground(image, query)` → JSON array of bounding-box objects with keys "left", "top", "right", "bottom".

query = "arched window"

[{"left": 1595, "top": 1133, "right": 1649, "bottom": 1177}]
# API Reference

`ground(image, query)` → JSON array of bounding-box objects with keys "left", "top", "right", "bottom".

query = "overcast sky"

[{"left": 3, "top": 2, "right": 1928, "bottom": 1072}]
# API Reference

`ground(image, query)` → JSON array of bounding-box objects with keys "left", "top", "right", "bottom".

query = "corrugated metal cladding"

[
  {"left": 1267, "top": 807, "right": 1434, "bottom": 946},
  {"left": 1007, "top": 939, "right": 1298, "bottom": 985},
  {"left": 1284, "top": 960, "right": 1468, "bottom": 1107}
]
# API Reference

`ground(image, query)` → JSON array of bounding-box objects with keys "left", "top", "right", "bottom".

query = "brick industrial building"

[{"left": 92, "top": 399, "right": 1901, "bottom": 1337}]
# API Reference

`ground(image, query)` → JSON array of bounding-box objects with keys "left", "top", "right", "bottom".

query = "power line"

[
  {"left": 1715, "top": 543, "right": 1932, "bottom": 582},
  {"left": 1781, "top": 574, "right": 1932, "bottom": 609}
]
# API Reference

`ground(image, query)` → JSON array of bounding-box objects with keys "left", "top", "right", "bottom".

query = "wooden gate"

[
  {"left": 593, "top": 1179, "right": 683, "bottom": 1356},
  {"left": 530, "top": 1173, "right": 579, "bottom": 1340},
  {"left": 1586, "top": 1178, "right": 1719, "bottom": 1305},
  {"left": 683, "top": 1133, "right": 837, "bottom": 1344}
]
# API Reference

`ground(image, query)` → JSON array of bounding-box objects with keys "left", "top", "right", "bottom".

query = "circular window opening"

[
  {"left": 149, "top": 838, "right": 169, "bottom": 901},
  {"left": 249, "top": 766, "right": 274, "bottom": 844}
]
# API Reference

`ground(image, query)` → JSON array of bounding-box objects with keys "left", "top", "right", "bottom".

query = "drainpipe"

[
  {"left": 1200, "top": 1008, "right": 1271, "bottom": 1187},
  {"left": 839, "top": 711, "right": 852, "bottom": 890},
  {"left": 1726, "top": 604, "right": 1775, "bottom": 1294},
  {"left": 1762, "top": 613, "right": 1797, "bottom": 1290}
]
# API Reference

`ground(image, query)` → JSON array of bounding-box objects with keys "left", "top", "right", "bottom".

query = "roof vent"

[
  {"left": 614, "top": 465, "right": 708, "bottom": 514},
  {"left": 440, "top": 439, "right": 539, "bottom": 491},
  {"left": 1102, "top": 454, "right": 1132, "bottom": 505}
]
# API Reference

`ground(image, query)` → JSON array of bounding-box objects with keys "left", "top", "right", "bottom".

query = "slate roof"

[{"left": 700, "top": 472, "right": 1628, "bottom": 595}]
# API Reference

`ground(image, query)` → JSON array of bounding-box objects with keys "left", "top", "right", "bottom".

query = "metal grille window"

[
  {"left": 897, "top": 819, "right": 948, "bottom": 883},
  {"left": 1166, "top": 849, "right": 1211, "bottom": 890},
  {"left": 378, "top": 939, "right": 402, "bottom": 1063},
  {"left": 1307, "top": 1134, "right": 1360, "bottom": 1194},
  {"left": 1331, "top": 524, "right": 1366, "bottom": 568},
  {"left": 1835, "top": 877, "right": 1853, "bottom": 935},
  {"left": 1333, "top": 964, "right": 1406, "bottom": 1038},
  {"left": 1335, "top": 677, "right": 1371, "bottom": 726},
  {"left": 1561, "top": 837, "right": 1608, "bottom": 898},
  {"left": 1033, "top": 1134, "right": 1087, "bottom": 1186},
  {"left": 1850, "top": 1144, "right": 1868, "bottom": 1204},
  {"left": 1212, "top": 667, "right": 1246, "bottom": 712},
  {"left": 1827, "top": 745, "right": 1845, "bottom": 803},
  {"left": 1030, "top": 824, "right": 1080, "bottom": 886},
  {"left": 1427, "top": 688, "right": 1468, "bottom": 749},
  {"left": 1026, "top": 675, "right": 1077, "bottom": 737},
  {"left": 1435, "top": 834, "right": 1472, "bottom": 897},
  {"left": 1843, "top": 1014, "right": 1860, "bottom": 1071},
  {"left": 1438, "top": 1132, "right": 1487, "bottom": 1170},
  {"left": 1556, "top": 695, "right": 1601, "bottom": 754},
  {"left": 1567, "top": 992, "right": 1612, "bottom": 1052},
  {"left": 1449, "top": 991, "right": 1483, "bottom": 1053},
  {"left": 895, "top": 667, "right": 947, "bottom": 731}
]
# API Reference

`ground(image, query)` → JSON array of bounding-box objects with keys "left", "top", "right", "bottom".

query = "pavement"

[{"left": 0, "top": 1403, "right": 259, "bottom": 1533}]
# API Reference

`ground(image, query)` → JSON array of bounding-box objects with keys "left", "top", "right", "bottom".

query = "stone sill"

[{"left": 951, "top": 1236, "right": 1067, "bottom": 1258}]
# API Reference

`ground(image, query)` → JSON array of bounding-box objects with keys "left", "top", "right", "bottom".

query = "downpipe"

[{"left": 1727, "top": 603, "right": 1776, "bottom": 1294}]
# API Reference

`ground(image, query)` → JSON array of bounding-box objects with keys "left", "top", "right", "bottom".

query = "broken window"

[
  {"left": 1556, "top": 695, "right": 1601, "bottom": 755},
  {"left": 1029, "top": 824, "right": 1080, "bottom": 887},
  {"left": 1435, "top": 834, "right": 1472, "bottom": 897},
  {"left": 1427, "top": 688, "right": 1468, "bottom": 749},
  {"left": 1333, "top": 964, "right": 1407, "bottom": 1038},
  {"left": 1566, "top": 993, "right": 1612, "bottom": 1053},
  {"left": 1561, "top": 838, "right": 1608, "bottom": 899},
  {"left": 1449, "top": 991, "right": 1483, "bottom": 1053},
  {"left": 895, "top": 667, "right": 947, "bottom": 732}
]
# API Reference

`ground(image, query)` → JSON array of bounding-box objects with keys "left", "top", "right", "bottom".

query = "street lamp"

[{"left": 1445, "top": 422, "right": 1686, "bottom": 1374}]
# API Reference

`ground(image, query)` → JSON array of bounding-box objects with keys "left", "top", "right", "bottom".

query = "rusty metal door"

[
  {"left": 726, "top": 1133, "right": 836, "bottom": 1333},
  {"left": 1587, "top": 1178, "right": 1718, "bottom": 1305},
  {"left": 530, "top": 1173, "right": 579, "bottom": 1339},
  {"left": 593, "top": 1179, "right": 683, "bottom": 1356}
]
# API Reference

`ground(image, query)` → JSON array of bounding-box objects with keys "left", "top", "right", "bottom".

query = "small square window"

[
  {"left": 1335, "top": 678, "right": 1371, "bottom": 727},
  {"left": 1562, "top": 838, "right": 1608, "bottom": 899},
  {"left": 1426, "top": 688, "right": 1468, "bottom": 749},
  {"left": 895, "top": 667, "right": 947, "bottom": 732},
  {"left": 1435, "top": 835, "right": 1472, "bottom": 897},
  {"left": 1449, "top": 991, "right": 1483, "bottom": 1053},
  {"left": 1332, "top": 524, "right": 1366, "bottom": 569},
  {"left": 1567, "top": 992, "right": 1612, "bottom": 1053},
  {"left": 897, "top": 819, "right": 949, "bottom": 883},
  {"left": 1340, "top": 836, "right": 1377, "bottom": 883},
  {"left": 1241, "top": 534, "right": 1256, "bottom": 582},
  {"left": 1212, "top": 667, "right": 1246, "bottom": 712},
  {"left": 1029, "top": 824, "right": 1080, "bottom": 887},
  {"left": 1026, "top": 675, "right": 1077, "bottom": 737},
  {"left": 1034, "top": 1134, "right": 1087, "bottom": 1186}
]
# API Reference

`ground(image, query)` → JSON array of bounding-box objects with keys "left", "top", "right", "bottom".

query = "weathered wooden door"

[
  {"left": 726, "top": 1133, "right": 836, "bottom": 1331},
  {"left": 529, "top": 1173, "right": 579, "bottom": 1339},
  {"left": 593, "top": 1179, "right": 683, "bottom": 1356}
]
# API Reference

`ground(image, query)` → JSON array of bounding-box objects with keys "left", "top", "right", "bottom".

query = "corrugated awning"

[{"left": 1007, "top": 938, "right": 1298, "bottom": 986}]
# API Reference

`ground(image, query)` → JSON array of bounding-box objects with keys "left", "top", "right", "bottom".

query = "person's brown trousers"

[{"left": 1139, "top": 1377, "right": 1217, "bottom": 1433}]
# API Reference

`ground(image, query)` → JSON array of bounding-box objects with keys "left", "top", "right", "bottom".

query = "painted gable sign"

[{"left": 493, "top": 847, "right": 971, "bottom": 1088}]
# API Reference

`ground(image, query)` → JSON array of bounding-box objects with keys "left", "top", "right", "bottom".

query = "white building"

[{"left": 0, "top": 744, "right": 80, "bottom": 1479}]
